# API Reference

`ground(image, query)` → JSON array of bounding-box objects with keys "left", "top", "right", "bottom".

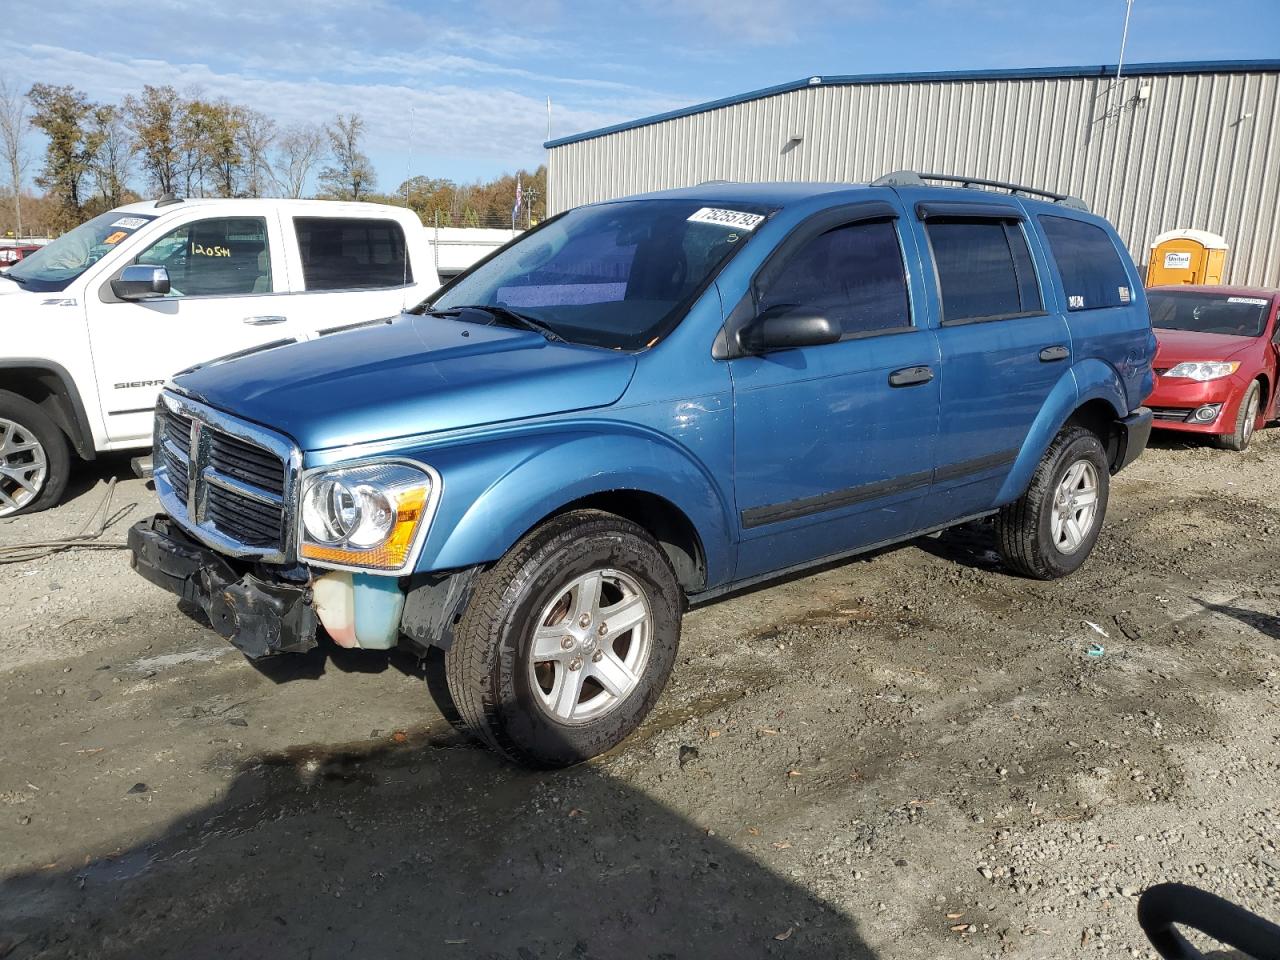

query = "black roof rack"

[{"left": 871, "top": 170, "right": 1089, "bottom": 212}]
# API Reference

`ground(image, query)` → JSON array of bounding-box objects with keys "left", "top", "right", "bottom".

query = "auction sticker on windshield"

[
  {"left": 111, "top": 217, "right": 150, "bottom": 230},
  {"left": 1228, "top": 297, "right": 1269, "bottom": 306},
  {"left": 687, "top": 208, "right": 766, "bottom": 230}
]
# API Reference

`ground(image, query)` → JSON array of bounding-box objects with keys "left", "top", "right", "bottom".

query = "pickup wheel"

[
  {"left": 444, "top": 510, "right": 682, "bottom": 768},
  {"left": 1212, "top": 380, "right": 1261, "bottom": 452},
  {"left": 995, "top": 425, "right": 1110, "bottom": 580},
  {"left": 0, "top": 390, "right": 71, "bottom": 518}
]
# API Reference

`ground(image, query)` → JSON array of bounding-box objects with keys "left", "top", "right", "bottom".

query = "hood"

[
  {"left": 1153, "top": 327, "right": 1258, "bottom": 367},
  {"left": 173, "top": 313, "right": 638, "bottom": 451}
]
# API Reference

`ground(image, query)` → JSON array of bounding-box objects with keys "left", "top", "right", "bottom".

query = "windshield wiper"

[
  {"left": 3, "top": 271, "right": 28, "bottom": 285},
  {"left": 435, "top": 304, "right": 566, "bottom": 343}
]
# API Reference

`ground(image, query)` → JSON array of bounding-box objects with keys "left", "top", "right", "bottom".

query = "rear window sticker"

[
  {"left": 1068, "top": 295, "right": 1085, "bottom": 309},
  {"left": 687, "top": 208, "right": 766, "bottom": 230},
  {"left": 1119, "top": 286, "right": 1131, "bottom": 304}
]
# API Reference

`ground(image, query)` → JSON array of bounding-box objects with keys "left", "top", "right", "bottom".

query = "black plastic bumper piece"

[
  {"left": 128, "top": 515, "right": 317, "bottom": 660},
  {"left": 1114, "top": 406, "right": 1153, "bottom": 473}
]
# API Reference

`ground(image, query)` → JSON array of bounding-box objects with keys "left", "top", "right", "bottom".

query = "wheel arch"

[
  {"left": 0, "top": 359, "right": 96, "bottom": 460},
  {"left": 995, "top": 360, "right": 1126, "bottom": 505},
  {"left": 415, "top": 427, "right": 733, "bottom": 592}
]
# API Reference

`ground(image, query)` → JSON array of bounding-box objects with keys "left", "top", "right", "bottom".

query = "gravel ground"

[{"left": 0, "top": 432, "right": 1278, "bottom": 959}]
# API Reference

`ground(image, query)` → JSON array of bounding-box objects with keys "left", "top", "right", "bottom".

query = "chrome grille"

[{"left": 153, "top": 392, "right": 299, "bottom": 562}]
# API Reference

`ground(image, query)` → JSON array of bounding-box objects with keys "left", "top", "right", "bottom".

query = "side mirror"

[
  {"left": 111, "top": 265, "right": 170, "bottom": 301},
  {"left": 738, "top": 304, "right": 841, "bottom": 354}
]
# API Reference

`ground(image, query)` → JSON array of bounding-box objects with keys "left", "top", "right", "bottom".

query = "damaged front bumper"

[{"left": 128, "top": 515, "right": 318, "bottom": 659}]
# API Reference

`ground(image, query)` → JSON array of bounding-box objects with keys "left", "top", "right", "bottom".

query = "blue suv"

[{"left": 129, "top": 172, "right": 1155, "bottom": 767}]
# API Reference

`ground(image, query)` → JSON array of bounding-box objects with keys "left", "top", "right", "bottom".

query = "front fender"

[
  {"left": 413, "top": 423, "right": 735, "bottom": 585},
  {"left": 995, "top": 359, "right": 1126, "bottom": 505}
]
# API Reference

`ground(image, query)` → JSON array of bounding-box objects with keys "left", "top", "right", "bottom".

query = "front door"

[
  {"left": 89, "top": 213, "right": 295, "bottom": 444},
  {"left": 729, "top": 209, "right": 940, "bottom": 581}
]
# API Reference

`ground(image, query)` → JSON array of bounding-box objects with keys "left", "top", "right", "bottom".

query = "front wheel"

[
  {"left": 1212, "top": 380, "right": 1261, "bottom": 452},
  {"left": 444, "top": 510, "right": 682, "bottom": 768},
  {"left": 0, "top": 390, "right": 71, "bottom": 518},
  {"left": 996, "top": 426, "right": 1110, "bottom": 580}
]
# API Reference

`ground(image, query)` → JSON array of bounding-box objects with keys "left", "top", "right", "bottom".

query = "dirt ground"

[{"left": 1, "top": 431, "right": 1278, "bottom": 960}]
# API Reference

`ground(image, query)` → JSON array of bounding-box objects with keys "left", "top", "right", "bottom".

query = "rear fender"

[
  {"left": 414, "top": 425, "right": 734, "bottom": 585},
  {"left": 995, "top": 359, "right": 1125, "bottom": 505}
]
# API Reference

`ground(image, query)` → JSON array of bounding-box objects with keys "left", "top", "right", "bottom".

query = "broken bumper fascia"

[{"left": 128, "top": 515, "right": 318, "bottom": 660}]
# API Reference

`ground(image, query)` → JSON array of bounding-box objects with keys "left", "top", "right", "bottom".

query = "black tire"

[
  {"left": 1212, "top": 380, "right": 1261, "bottom": 452},
  {"left": 996, "top": 426, "right": 1110, "bottom": 581},
  {"left": 444, "top": 509, "right": 682, "bottom": 768},
  {"left": 0, "top": 390, "right": 71, "bottom": 518}
]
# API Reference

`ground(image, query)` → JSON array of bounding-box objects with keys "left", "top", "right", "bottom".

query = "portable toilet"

[{"left": 1146, "top": 229, "right": 1228, "bottom": 286}]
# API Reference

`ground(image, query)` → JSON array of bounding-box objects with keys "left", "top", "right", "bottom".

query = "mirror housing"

[
  {"left": 111, "top": 265, "right": 170, "bottom": 301},
  {"left": 738, "top": 304, "right": 841, "bottom": 354}
]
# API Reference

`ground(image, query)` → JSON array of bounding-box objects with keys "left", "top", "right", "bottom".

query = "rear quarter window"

[{"left": 1038, "top": 216, "right": 1133, "bottom": 311}]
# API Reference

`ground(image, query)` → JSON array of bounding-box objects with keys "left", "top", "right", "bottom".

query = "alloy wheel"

[
  {"left": 528, "top": 568, "right": 653, "bottom": 724},
  {"left": 1050, "top": 459, "right": 1099, "bottom": 555},
  {"left": 0, "top": 417, "right": 48, "bottom": 517}
]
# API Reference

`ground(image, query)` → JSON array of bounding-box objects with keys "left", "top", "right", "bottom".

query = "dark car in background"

[{"left": 1147, "top": 285, "right": 1279, "bottom": 450}]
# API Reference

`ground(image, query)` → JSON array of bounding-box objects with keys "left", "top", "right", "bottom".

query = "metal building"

[{"left": 546, "top": 60, "right": 1280, "bottom": 285}]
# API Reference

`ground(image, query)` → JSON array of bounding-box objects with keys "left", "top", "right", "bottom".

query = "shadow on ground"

[
  {"left": 1195, "top": 598, "right": 1280, "bottom": 642},
  {"left": 0, "top": 731, "right": 875, "bottom": 960}
]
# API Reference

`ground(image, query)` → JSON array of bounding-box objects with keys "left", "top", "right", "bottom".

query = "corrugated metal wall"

[{"left": 549, "top": 70, "right": 1280, "bottom": 286}]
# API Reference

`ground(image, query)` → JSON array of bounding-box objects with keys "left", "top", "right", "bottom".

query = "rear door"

[
  {"left": 89, "top": 211, "right": 295, "bottom": 444},
  {"left": 912, "top": 202, "right": 1072, "bottom": 525},
  {"left": 728, "top": 202, "right": 941, "bottom": 580},
  {"left": 283, "top": 215, "right": 419, "bottom": 339}
]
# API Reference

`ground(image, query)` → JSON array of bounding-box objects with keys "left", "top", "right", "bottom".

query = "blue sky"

[{"left": 4, "top": 0, "right": 1278, "bottom": 193}]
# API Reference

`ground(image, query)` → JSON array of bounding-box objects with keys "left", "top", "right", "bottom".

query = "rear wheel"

[
  {"left": 0, "top": 390, "right": 71, "bottom": 518},
  {"left": 996, "top": 425, "right": 1110, "bottom": 580},
  {"left": 444, "top": 510, "right": 682, "bottom": 768},
  {"left": 1213, "top": 380, "right": 1261, "bottom": 452}
]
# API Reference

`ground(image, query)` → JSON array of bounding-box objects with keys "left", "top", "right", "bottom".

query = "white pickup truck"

[{"left": 0, "top": 197, "right": 449, "bottom": 517}]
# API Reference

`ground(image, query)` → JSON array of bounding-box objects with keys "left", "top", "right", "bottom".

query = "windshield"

[
  {"left": 6, "top": 211, "right": 157, "bottom": 292},
  {"left": 1149, "top": 291, "right": 1272, "bottom": 338},
  {"left": 427, "top": 199, "right": 772, "bottom": 350}
]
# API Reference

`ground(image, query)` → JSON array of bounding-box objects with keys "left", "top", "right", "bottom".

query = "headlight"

[
  {"left": 299, "top": 461, "right": 439, "bottom": 572},
  {"left": 1163, "top": 361, "right": 1240, "bottom": 382}
]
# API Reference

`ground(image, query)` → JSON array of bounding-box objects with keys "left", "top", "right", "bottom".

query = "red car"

[{"left": 1146, "top": 285, "right": 1280, "bottom": 450}]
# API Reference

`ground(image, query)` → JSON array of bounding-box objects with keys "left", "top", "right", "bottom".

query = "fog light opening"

[{"left": 1193, "top": 404, "right": 1221, "bottom": 423}]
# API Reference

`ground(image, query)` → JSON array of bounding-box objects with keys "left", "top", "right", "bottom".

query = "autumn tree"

[
  {"left": 273, "top": 123, "right": 324, "bottom": 198},
  {"left": 26, "top": 83, "right": 104, "bottom": 230},
  {"left": 0, "top": 74, "right": 29, "bottom": 235},
  {"left": 124, "top": 85, "right": 181, "bottom": 196},
  {"left": 318, "top": 113, "right": 375, "bottom": 201}
]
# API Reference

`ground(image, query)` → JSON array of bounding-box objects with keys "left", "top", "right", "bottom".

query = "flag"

[{"left": 512, "top": 174, "right": 523, "bottom": 225}]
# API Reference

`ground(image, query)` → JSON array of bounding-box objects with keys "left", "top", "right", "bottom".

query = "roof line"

[{"left": 544, "top": 59, "right": 1280, "bottom": 149}]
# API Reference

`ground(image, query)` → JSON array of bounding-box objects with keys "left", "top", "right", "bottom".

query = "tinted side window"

[
  {"left": 926, "top": 219, "right": 1042, "bottom": 323},
  {"left": 135, "top": 217, "right": 272, "bottom": 297},
  {"left": 295, "top": 218, "right": 412, "bottom": 291},
  {"left": 759, "top": 219, "right": 911, "bottom": 337},
  {"left": 1039, "top": 215, "right": 1133, "bottom": 311}
]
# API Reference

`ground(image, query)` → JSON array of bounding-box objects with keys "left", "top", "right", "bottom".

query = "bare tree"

[
  {"left": 90, "top": 106, "right": 136, "bottom": 209},
  {"left": 237, "top": 108, "right": 276, "bottom": 198},
  {"left": 318, "top": 113, "right": 375, "bottom": 201},
  {"left": 273, "top": 123, "right": 324, "bottom": 199},
  {"left": 0, "top": 74, "right": 29, "bottom": 235}
]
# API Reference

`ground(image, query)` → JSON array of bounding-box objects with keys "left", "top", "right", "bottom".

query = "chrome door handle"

[
  {"left": 1039, "top": 345, "right": 1069, "bottom": 362},
  {"left": 888, "top": 365, "right": 935, "bottom": 387},
  {"left": 243, "top": 315, "right": 287, "bottom": 326}
]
